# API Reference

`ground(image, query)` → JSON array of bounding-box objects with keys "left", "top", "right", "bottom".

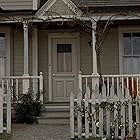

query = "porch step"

[{"left": 37, "top": 102, "right": 70, "bottom": 125}]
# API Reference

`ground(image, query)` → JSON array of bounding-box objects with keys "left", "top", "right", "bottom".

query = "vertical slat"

[
  {"left": 131, "top": 77, "right": 134, "bottom": 95},
  {"left": 70, "top": 91, "right": 74, "bottom": 139},
  {"left": 107, "top": 77, "right": 109, "bottom": 96},
  {"left": 92, "top": 85, "right": 97, "bottom": 136},
  {"left": 85, "top": 78, "right": 88, "bottom": 90},
  {"left": 126, "top": 77, "right": 129, "bottom": 89},
  {"left": 39, "top": 72, "right": 43, "bottom": 103},
  {"left": 0, "top": 80, "right": 3, "bottom": 133},
  {"left": 126, "top": 88, "right": 133, "bottom": 136},
  {"left": 78, "top": 71, "right": 82, "bottom": 91},
  {"left": 6, "top": 79, "right": 11, "bottom": 133},
  {"left": 117, "top": 77, "right": 119, "bottom": 94},
  {"left": 120, "top": 78, "right": 125, "bottom": 140},
  {"left": 16, "top": 79, "right": 19, "bottom": 101},
  {"left": 99, "top": 93, "right": 104, "bottom": 137},
  {"left": 106, "top": 94, "right": 110, "bottom": 137},
  {"left": 136, "top": 99, "right": 140, "bottom": 139},
  {"left": 77, "top": 89, "right": 82, "bottom": 138},
  {"left": 114, "top": 94, "right": 119, "bottom": 138},
  {"left": 85, "top": 86, "right": 90, "bottom": 139}
]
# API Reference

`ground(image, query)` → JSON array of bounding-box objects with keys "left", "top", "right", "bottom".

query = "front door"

[{"left": 52, "top": 38, "right": 77, "bottom": 102}]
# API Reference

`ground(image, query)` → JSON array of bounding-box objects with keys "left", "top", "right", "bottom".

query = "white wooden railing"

[
  {"left": 70, "top": 73, "right": 140, "bottom": 139},
  {"left": 0, "top": 72, "right": 43, "bottom": 134}
]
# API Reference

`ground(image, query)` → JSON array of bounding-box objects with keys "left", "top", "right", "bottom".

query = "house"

[{"left": 0, "top": 0, "right": 140, "bottom": 125}]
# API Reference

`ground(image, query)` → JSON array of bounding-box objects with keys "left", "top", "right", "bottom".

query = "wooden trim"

[
  {"left": 33, "top": 0, "right": 38, "bottom": 10},
  {"left": 48, "top": 32, "right": 80, "bottom": 101},
  {"left": 36, "top": 0, "right": 81, "bottom": 19}
]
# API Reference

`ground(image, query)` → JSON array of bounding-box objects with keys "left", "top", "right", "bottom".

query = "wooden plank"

[
  {"left": 120, "top": 80, "right": 125, "bottom": 140},
  {"left": 126, "top": 88, "right": 133, "bottom": 137},
  {"left": 16, "top": 79, "right": 19, "bottom": 101},
  {"left": 136, "top": 98, "right": 140, "bottom": 139},
  {"left": 85, "top": 86, "right": 90, "bottom": 139},
  {"left": 6, "top": 80, "right": 11, "bottom": 133},
  {"left": 91, "top": 84, "right": 98, "bottom": 136},
  {"left": 70, "top": 91, "right": 74, "bottom": 139},
  {"left": 0, "top": 81, "right": 3, "bottom": 133},
  {"left": 77, "top": 89, "right": 82, "bottom": 138},
  {"left": 99, "top": 91, "right": 104, "bottom": 137}
]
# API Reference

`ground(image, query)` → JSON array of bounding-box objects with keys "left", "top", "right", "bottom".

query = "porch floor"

[{"left": 10, "top": 124, "right": 70, "bottom": 140}]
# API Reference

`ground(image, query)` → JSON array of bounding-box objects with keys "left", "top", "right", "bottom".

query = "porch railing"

[
  {"left": 0, "top": 72, "right": 43, "bottom": 134},
  {"left": 70, "top": 73, "right": 140, "bottom": 139}
]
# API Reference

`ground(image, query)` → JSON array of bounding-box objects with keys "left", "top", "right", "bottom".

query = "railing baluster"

[
  {"left": 107, "top": 77, "right": 109, "bottom": 96},
  {"left": 16, "top": 79, "right": 19, "bottom": 101}
]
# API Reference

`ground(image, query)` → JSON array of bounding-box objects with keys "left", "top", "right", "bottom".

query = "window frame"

[{"left": 119, "top": 26, "right": 140, "bottom": 74}]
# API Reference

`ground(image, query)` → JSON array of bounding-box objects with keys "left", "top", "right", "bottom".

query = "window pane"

[
  {"left": 123, "top": 33, "right": 132, "bottom": 55},
  {"left": 57, "top": 44, "right": 72, "bottom": 72},
  {"left": 133, "top": 33, "right": 140, "bottom": 55}
]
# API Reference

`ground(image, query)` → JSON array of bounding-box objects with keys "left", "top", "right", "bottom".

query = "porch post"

[
  {"left": 23, "top": 21, "right": 29, "bottom": 94},
  {"left": 32, "top": 27, "right": 38, "bottom": 98},
  {"left": 92, "top": 21, "right": 98, "bottom": 75},
  {"left": 92, "top": 21, "right": 99, "bottom": 89}
]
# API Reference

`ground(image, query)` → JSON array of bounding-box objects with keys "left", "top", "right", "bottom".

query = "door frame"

[{"left": 48, "top": 32, "right": 80, "bottom": 102}]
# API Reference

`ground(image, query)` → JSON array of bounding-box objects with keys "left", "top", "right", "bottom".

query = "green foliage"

[{"left": 15, "top": 91, "right": 42, "bottom": 124}]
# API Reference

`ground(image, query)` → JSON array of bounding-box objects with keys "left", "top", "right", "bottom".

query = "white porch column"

[
  {"left": 92, "top": 21, "right": 99, "bottom": 90},
  {"left": 92, "top": 21, "right": 98, "bottom": 75},
  {"left": 32, "top": 27, "right": 38, "bottom": 97},
  {"left": 23, "top": 21, "right": 29, "bottom": 94}
]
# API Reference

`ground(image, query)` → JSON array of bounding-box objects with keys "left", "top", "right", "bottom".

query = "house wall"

[
  {"left": 100, "top": 27, "right": 119, "bottom": 74},
  {"left": 12, "top": 28, "right": 32, "bottom": 76},
  {"left": 0, "top": 0, "right": 33, "bottom": 10},
  {"left": 10, "top": 27, "right": 119, "bottom": 102},
  {"left": 38, "top": 30, "right": 48, "bottom": 101}
]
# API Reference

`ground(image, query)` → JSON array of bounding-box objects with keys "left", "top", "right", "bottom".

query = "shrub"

[{"left": 15, "top": 91, "right": 42, "bottom": 124}]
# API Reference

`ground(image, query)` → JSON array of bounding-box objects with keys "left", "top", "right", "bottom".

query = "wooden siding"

[
  {"left": 38, "top": 30, "right": 48, "bottom": 102},
  {"left": 101, "top": 27, "right": 119, "bottom": 74},
  {"left": 13, "top": 29, "right": 32, "bottom": 76},
  {"left": 80, "top": 33, "right": 92, "bottom": 74},
  {"left": 0, "top": 0, "right": 33, "bottom": 10}
]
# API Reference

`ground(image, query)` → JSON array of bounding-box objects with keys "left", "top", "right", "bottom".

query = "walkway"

[{"left": 10, "top": 124, "right": 70, "bottom": 140}]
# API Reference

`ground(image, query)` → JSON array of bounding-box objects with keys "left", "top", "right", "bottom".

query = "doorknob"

[{"left": 52, "top": 74, "right": 55, "bottom": 76}]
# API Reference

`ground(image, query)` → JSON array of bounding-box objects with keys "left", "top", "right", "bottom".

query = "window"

[
  {"left": 57, "top": 44, "right": 72, "bottom": 72},
  {"left": 0, "top": 33, "right": 6, "bottom": 76},
  {"left": 123, "top": 32, "right": 140, "bottom": 74}
]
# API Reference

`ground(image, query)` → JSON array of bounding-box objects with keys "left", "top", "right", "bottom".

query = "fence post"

[
  {"left": 39, "top": 72, "right": 43, "bottom": 103},
  {"left": 77, "top": 89, "right": 82, "bottom": 138},
  {"left": 0, "top": 86, "right": 3, "bottom": 133},
  {"left": 85, "top": 86, "right": 90, "bottom": 139},
  {"left": 70, "top": 92, "right": 74, "bottom": 139},
  {"left": 7, "top": 79, "right": 11, "bottom": 133}
]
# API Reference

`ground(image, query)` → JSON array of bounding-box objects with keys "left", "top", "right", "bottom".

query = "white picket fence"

[
  {"left": 0, "top": 73, "right": 43, "bottom": 134},
  {"left": 70, "top": 74, "right": 140, "bottom": 139}
]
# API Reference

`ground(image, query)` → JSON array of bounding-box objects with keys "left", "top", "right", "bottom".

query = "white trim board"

[{"left": 36, "top": 0, "right": 82, "bottom": 19}]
